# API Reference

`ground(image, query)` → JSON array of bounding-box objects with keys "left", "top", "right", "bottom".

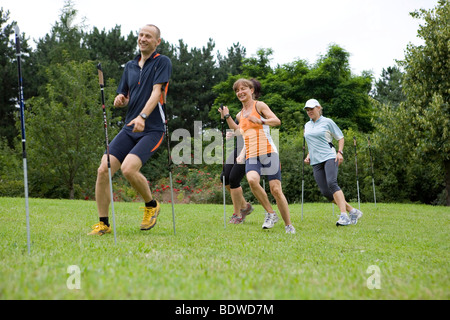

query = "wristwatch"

[
  {"left": 140, "top": 113, "right": 148, "bottom": 120},
  {"left": 224, "top": 114, "right": 231, "bottom": 119}
]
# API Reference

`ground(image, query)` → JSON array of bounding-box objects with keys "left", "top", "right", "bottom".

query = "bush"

[
  {"left": 0, "top": 138, "right": 24, "bottom": 197},
  {"left": 151, "top": 164, "right": 225, "bottom": 204}
]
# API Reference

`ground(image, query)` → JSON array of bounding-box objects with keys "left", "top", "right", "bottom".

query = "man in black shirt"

[{"left": 89, "top": 24, "right": 172, "bottom": 236}]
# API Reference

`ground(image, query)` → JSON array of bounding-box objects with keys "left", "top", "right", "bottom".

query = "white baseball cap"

[{"left": 304, "top": 99, "right": 321, "bottom": 109}]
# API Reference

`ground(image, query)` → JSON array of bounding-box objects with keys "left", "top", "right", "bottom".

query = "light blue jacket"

[{"left": 304, "top": 116, "right": 344, "bottom": 166}]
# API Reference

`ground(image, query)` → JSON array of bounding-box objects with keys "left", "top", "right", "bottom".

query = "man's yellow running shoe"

[
  {"left": 140, "top": 201, "right": 160, "bottom": 230},
  {"left": 88, "top": 221, "right": 111, "bottom": 236}
]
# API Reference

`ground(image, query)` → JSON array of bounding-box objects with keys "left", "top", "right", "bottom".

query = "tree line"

[{"left": 0, "top": 0, "right": 448, "bottom": 205}]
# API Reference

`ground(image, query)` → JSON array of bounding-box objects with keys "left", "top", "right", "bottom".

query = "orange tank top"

[{"left": 239, "top": 101, "right": 278, "bottom": 159}]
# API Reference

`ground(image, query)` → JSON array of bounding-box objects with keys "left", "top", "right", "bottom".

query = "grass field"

[{"left": 0, "top": 197, "right": 448, "bottom": 300}]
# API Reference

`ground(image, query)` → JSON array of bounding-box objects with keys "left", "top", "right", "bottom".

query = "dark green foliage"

[
  {"left": 210, "top": 44, "right": 374, "bottom": 133},
  {"left": 0, "top": 8, "right": 33, "bottom": 146}
]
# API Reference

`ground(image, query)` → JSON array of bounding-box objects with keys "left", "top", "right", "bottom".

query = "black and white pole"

[
  {"left": 353, "top": 136, "right": 361, "bottom": 210},
  {"left": 220, "top": 104, "right": 226, "bottom": 228},
  {"left": 301, "top": 136, "right": 305, "bottom": 221},
  {"left": 160, "top": 85, "right": 176, "bottom": 235},
  {"left": 97, "top": 64, "right": 117, "bottom": 244},
  {"left": 14, "top": 25, "right": 31, "bottom": 254},
  {"left": 367, "top": 136, "right": 377, "bottom": 207}
]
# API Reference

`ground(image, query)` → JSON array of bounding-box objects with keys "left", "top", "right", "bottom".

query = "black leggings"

[
  {"left": 313, "top": 158, "right": 341, "bottom": 201},
  {"left": 220, "top": 148, "right": 246, "bottom": 189}
]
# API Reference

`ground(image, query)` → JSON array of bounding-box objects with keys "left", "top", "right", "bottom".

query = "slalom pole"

[
  {"left": 353, "top": 136, "right": 361, "bottom": 210},
  {"left": 97, "top": 63, "right": 117, "bottom": 244},
  {"left": 220, "top": 104, "right": 226, "bottom": 228},
  {"left": 160, "top": 84, "right": 176, "bottom": 235},
  {"left": 367, "top": 136, "right": 377, "bottom": 207},
  {"left": 14, "top": 25, "right": 31, "bottom": 254},
  {"left": 301, "top": 136, "right": 305, "bottom": 221}
]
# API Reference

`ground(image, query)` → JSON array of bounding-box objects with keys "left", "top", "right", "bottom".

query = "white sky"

[{"left": 3, "top": 0, "right": 438, "bottom": 79}]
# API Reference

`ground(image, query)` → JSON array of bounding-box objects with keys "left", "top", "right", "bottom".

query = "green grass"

[{"left": 0, "top": 197, "right": 448, "bottom": 300}]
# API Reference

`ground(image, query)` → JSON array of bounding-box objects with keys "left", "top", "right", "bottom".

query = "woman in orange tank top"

[{"left": 233, "top": 79, "right": 295, "bottom": 234}]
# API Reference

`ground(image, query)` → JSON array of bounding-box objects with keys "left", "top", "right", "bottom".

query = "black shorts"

[
  {"left": 221, "top": 148, "right": 246, "bottom": 189},
  {"left": 108, "top": 129, "right": 164, "bottom": 165}
]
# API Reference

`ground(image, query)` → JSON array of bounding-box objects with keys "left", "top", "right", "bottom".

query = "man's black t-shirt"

[{"left": 117, "top": 51, "right": 172, "bottom": 133}]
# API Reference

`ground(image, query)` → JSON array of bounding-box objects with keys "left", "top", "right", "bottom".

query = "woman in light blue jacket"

[{"left": 303, "top": 99, "right": 363, "bottom": 226}]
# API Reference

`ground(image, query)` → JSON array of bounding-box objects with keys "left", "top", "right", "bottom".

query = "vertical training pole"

[
  {"left": 160, "top": 84, "right": 176, "bottom": 235},
  {"left": 301, "top": 136, "right": 305, "bottom": 221},
  {"left": 222, "top": 178, "right": 226, "bottom": 228},
  {"left": 14, "top": 25, "right": 31, "bottom": 254},
  {"left": 97, "top": 64, "right": 117, "bottom": 244},
  {"left": 169, "top": 170, "right": 176, "bottom": 235},
  {"left": 368, "top": 136, "right": 377, "bottom": 207},
  {"left": 220, "top": 104, "right": 226, "bottom": 228},
  {"left": 353, "top": 136, "right": 361, "bottom": 210}
]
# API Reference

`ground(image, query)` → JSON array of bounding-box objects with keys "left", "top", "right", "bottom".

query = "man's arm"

[{"left": 114, "top": 94, "right": 129, "bottom": 107}]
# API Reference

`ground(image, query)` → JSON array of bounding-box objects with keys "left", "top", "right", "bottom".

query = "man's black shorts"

[{"left": 108, "top": 129, "right": 164, "bottom": 165}]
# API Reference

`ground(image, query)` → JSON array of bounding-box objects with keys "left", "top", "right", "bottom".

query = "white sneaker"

[
  {"left": 285, "top": 225, "right": 296, "bottom": 234},
  {"left": 349, "top": 209, "right": 363, "bottom": 225},
  {"left": 262, "top": 212, "right": 279, "bottom": 229},
  {"left": 336, "top": 213, "right": 351, "bottom": 226},
  {"left": 272, "top": 212, "right": 279, "bottom": 224}
]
